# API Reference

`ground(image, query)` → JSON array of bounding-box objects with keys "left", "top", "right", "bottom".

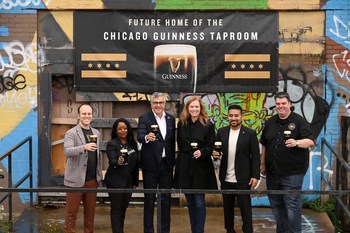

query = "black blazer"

[
  {"left": 104, "top": 138, "right": 139, "bottom": 188},
  {"left": 216, "top": 125, "right": 260, "bottom": 184},
  {"left": 137, "top": 111, "right": 176, "bottom": 173}
]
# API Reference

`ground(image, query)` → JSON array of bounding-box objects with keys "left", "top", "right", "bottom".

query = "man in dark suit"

[
  {"left": 213, "top": 105, "right": 260, "bottom": 233},
  {"left": 137, "top": 92, "right": 176, "bottom": 233}
]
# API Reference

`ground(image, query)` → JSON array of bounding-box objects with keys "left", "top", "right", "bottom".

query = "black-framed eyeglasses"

[{"left": 152, "top": 101, "right": 165, "bottom": 105}]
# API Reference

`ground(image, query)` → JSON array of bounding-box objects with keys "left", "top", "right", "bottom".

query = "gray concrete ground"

[{"left": 11, "top": 204, "right": 334, "bottom": 233}]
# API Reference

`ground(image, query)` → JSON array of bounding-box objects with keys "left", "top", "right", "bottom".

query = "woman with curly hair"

[{"left": 104, "top": 118, "right": 139, "bottom": 233}]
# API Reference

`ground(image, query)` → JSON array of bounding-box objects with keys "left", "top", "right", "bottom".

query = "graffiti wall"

[
  {"left": 0, "top": 0, "right": 349, "bottom": 208},
  {"left": 0, "top": 6, "right": 39, "bottom": 205}
]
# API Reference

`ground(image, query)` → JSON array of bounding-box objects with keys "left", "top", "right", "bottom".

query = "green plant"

[
  {"left": 0, "top": 219, "right": 10, "bottom": 233},
  {"left": 307, "top": 197, "right": 340, "bottom": 230},
  {"left": 0, "top": 222, "right": 10, "bottom": 233},
  {"left": 0, "top": 205, "right": 10, "bottom": 233},
  {"left": 39, "top": 221, "right": 64, "bottom": 233}
]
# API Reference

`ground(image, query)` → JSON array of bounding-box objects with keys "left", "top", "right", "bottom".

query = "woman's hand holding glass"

[
  {"left": 192, "top": 149, "right": 202, "bottom": 159},
  {"left": 117, "top": 156, "right": 125, "bottom": 166}
]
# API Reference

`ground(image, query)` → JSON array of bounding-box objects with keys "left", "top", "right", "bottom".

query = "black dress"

[{"left": 174, "top": 119, "right": 217, "bottom": 190}]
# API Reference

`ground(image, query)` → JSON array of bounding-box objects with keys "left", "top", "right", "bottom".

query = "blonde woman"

[{"left": 174, "top": 96, "right": 217, "bottom": 233}]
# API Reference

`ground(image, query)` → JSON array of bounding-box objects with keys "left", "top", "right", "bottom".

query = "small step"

[
  {"left": 38, "top": 190, "right": 180, "bottom": 205},
  {"left": 38, "top": 192, "right": 179, "bottom": 198}
]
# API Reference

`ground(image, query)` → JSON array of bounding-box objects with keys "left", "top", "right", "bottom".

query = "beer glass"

[
  {"left": 88, "top": 135, "right": 97, "bottom": 143},
  {"left": 284, "top": 130, "right": 291, "bottom": 142},
  {"left": 190, "top": 142, "right": 198, "bottom": 158},
  {"left": 154, "top": 44, "right": 197, "bottom": 92},
  {"left": 213, "top": 141, "right": 222, "bottom": 161},
  {"left": 151, "top": 124, "right": 159, "bottom": 140},
  {"left": 120, "top": 147, "right": 128, "bottom": 165}
]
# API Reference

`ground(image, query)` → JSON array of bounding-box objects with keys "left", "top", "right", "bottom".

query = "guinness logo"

[
  {"left": 168, "top": 56, "right": 183, "bottom": 73},
  {"left": 288, "top": 123, "right": 296, "bottom": 131}
]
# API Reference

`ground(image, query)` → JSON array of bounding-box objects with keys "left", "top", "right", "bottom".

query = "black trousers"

[
  {"left": 221, "top": 181, "right": 253, "bottom": 233},
  {"left": 142, "top": 159, "right": 172, "bottom": 233},
  {"left": 108, "top": 187, "right": 132, "bottom": 233}
]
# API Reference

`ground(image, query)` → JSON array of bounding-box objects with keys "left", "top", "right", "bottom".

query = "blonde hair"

[{"left": 179, "top": 96, "right": 208, "bottom": 126}]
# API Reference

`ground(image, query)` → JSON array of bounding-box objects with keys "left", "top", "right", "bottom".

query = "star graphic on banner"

[
  {"left": 88, "top": 63, "right": 93, "bottom": 68},
  {"left": 249, "top": 64, "right": 254, "bottom": 69},
  {"left": 97, "top": 63, "right": 102, "bottom": 69},
  {"left": 106, "top": 63, "right": 111, "bottom": 68},
  {"left": 115, "top": 63, "right": 120, "bottom": 69},
  {"left": 240, "top": 64, "right": 246, "bottom": 69},
  {"left": 231, "top": 64, "right": 236, "bottom": 69},
  {"left": 258, "top": 64, "right": 264, "bottom": 69}
]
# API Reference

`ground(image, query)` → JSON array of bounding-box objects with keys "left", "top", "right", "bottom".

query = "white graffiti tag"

[
  {"left": 0, "top": 0, "right": 41, "bottom": 9},
  {"left": 0, "top": 86, "right": 37, "bottom": 108},
  {"left": 329, "top": 15, "right": 350, "bottom": 44},
  {"left": 0, "top": 41, "right": 37, "bottom": 77},
  {"left": 332, "top": 50, "right": 350, "bottom": 82}
]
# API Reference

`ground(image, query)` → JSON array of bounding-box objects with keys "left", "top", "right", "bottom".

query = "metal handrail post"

[
  {"left": 321, "top": 138, "right": 325, "bottom": 198},
  {"left": 157, "top": 189, "right": 161, "bottom": 233},
  {"left": 0, "top": 136, "right": 33, "bottom": 231},
  {"left": 8, "top": 154, "right": 13, "bottom": 231},
  {"left": 334, "top": 155, "right": 340, "bottom": 232},
  {"left": 29, "top": 137, "right": 33, "bottom": 206}
]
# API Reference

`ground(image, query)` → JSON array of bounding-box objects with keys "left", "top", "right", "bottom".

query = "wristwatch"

[{"left": 296, "top": 140, "right": 299, "bottom": 147}]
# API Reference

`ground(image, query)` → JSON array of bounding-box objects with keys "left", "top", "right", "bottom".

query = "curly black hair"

[{"left": 111, "top": 118, "right": 138, "bottom": 150}]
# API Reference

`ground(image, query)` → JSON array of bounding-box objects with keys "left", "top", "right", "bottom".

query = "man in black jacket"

[{"left": 213, "top": 104, "right": 260, "bottom": 233}]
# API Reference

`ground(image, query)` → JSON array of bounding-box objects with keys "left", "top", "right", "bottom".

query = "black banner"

[{"left": 74, "top": 11, "right": 278, "bottom": 93}]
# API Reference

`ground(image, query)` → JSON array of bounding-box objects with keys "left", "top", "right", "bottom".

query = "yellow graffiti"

[
  {"left": 268, "top": 0, "right": 320, "bottom": 10},
  {"left": 114, "top": 93, "right": 171, "bottom": 102},
  {"left": 43, "top": 0, "right": 103, "bottom": 9},
  {"left": 0, "top": 45, "right": 37, "bottom": 140},
  {"left": 279, "top": 11, "right": 324, "bottom": 55},
  {"left": 51, "top": 11, "right": 73, "bottom": 43}
]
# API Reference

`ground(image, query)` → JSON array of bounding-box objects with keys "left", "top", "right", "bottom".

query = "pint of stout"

[
  {"left": 154, "top": 44, "right": 197, "bottom": 92},
  {"left": 213, "top": 141, "right": 222, "bottom": 161},
  {"left": 284, "top": 131, "right": 291, "bottom": 142},
  {"left": 88, "top": 135, "right": 97, "bottom": 143},
  {"left": 120, "top": 148, "right": 128, "bottom": 165},
  {"left": 151, "top": 124, "right": 159, "bottom": 140},
  {"left": 214, "top": 141, "right": 222, "bottom": 153},
  {"left": 190, "top": 142, "right": 198, "bottom": 157}
]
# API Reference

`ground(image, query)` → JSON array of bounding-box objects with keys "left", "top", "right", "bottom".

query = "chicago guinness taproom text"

[{"left": 103, "top": 31, "right": 258, "bottom": 41}]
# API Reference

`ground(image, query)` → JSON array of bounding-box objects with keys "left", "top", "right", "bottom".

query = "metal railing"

[
  {"left": 321, "top": 137, "right": 350, "bottom": 232},
  {"left": 2, "top": 187, "right": 350, "bottom": 233},
  {"left": 0, "top": 136, "right": 349, "bottom": 232},
  {"left": 0, "top": 136, "right": 33, "bottom": 231}
]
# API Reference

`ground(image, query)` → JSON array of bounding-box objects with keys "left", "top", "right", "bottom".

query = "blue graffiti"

[
  {"left": 0, "top": 0, "right": 45, "bottom": 14},
  {"left": 0, "top": 109, "right": 38, "bottom": 203}
]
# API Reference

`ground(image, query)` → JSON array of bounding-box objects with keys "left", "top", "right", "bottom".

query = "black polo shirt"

[{"left": 261, "top": 112, "right": 314, "bottom": 176}]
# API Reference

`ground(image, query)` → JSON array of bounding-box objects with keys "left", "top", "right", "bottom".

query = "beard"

[{"left": 230, "top": 120, "right": 241, "bottom": 127}]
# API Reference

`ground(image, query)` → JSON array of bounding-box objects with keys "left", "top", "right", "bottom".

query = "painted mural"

[{"left": 0, "top": 0, "right": 349, "bottom": 211}]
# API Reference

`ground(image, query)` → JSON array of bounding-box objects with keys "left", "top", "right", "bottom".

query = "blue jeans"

[
  {"left": 266, "top": 173, "right": 304, "bottom": 233},
  {"left": 185, "top": 194, "right": 206, "bottom": 233}
]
